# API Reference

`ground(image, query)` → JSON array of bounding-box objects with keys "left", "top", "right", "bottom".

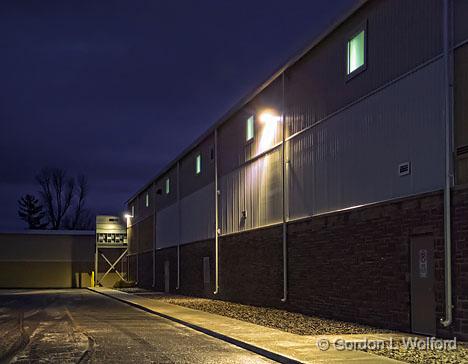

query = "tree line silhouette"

[{"left": 18, "top": 168, "right": 94, "bottom": 230}]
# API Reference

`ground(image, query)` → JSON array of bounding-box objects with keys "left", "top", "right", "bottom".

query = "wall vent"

[
  {"left": 398, "top": 162, "right": 411, "bottom": 176},
  {"left": 456, "top": 145, "right": 468, "bottom": 157}
]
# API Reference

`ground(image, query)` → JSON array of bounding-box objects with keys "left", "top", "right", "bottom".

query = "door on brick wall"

[
  {"left": 411, "top": 236, "right": 436, "bottom": 335},
  {"left": 164, "top": 260, "right": 170, "bottom": 293}
]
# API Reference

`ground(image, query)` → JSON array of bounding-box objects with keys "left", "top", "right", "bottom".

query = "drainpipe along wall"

[
  {"left": 441, "top": 0, "right": 454, "bottom": 328},
  {"left": 281, "top": 72, "right": 288, "bottom": 303},
  {"left": 176, "top": 160, "right": 181, "bottom": 290},
  {"left": 214, "top": 128, "right": 220, "bottom": 295}
]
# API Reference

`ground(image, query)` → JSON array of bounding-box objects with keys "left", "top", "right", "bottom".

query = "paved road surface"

[{"left": 0, "top": 289, "right": 274, "bottom": 363}]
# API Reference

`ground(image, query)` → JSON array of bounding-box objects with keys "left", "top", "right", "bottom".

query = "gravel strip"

[
  {"left": 117, "top": 289, "right": 390, "bottom": 336},
  {"left": 360, "top": 339, "right": 468, "bottom": 364},
  {"left": 116, "top": 289, "right": 468, "bottom": 363}
]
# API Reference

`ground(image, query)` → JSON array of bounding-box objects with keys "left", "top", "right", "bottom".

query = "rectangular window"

[
  {"left": 145, "top": 192, "right": 149, "bottom": 207},
  {"left": 195, "top": 153, "right": 202, "bottom": 174},
  {"left": 131, "top": 205, "right": 135, "bottom": 217},
  {"left": 165, "top": 178, "right": 170, "bottom": 194},
  {"left": 347, "top": 29, "right": 365, "bottom": 75},
  {"left": 246, "top": 115, "right": 254, "bottom": 141}
]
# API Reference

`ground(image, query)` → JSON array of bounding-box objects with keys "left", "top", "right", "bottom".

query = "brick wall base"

[
  {"left": 149, "top": 187, "right": 468, "bottom": 339},
  {"left": 137, "top": 251, "right": 153, "bottom": 288}
]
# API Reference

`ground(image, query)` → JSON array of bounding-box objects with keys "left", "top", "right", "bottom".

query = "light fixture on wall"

[
  {"left": 258, "top": 110, "right": 281, "bottom": 153},
  {"left": 259, "top": 111, "right": 281, "bottom": 124},
  {"left": 124, "top": 212, "right": 133, "bottom": 227}
]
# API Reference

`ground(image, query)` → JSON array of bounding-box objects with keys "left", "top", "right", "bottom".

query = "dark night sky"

[{"left": 0, "top": 0, "right": 355, "bottom": 230}]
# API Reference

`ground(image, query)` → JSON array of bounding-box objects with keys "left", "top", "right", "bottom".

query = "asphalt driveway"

[{"left": 0, "top": 289, "right": 273, "bottom": 363}]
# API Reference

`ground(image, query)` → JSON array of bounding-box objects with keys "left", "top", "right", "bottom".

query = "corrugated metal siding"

[
  {"left": 156, "top": 183, "right": 215, "bottom": 247},
  {"left": 137, "top": 185, "right": 154, "bottom": 220},
  {"left": 155, "top": 165, "right": 178, "bottom": 212},
  {"left": 220, "top": 148, "right": 282, "bottom": 235},
  {"left": 288, "top": 59, "right": 445, "bottom": 220},
  {"left": 138, "top": 216, "right": 154, "bottom": 252},
  {"left": 454, "top": 0, "right": 468, "bottom": 45},
  {"left": 285, "top": 0, "right": 442, "bottom": 137},
  {"left": 180, "top": 134, "right": 215, "bottom": 199},
  {"left": 218, "top": 77, "right": 283, "bottom": 177},
  {"left": 454, "top": 44, "right": 468, "bottom": 184},
  {"left": 181, "top": 182, "right": 215, "bottom": 243},
  {"left": 127, "top": 225, "right": 137, "bottom": 255},
  {"left": 156, "top": 203, "right": 178, "bottom": 249}
]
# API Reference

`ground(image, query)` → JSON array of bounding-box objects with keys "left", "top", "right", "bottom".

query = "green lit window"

[
  {"left": 347, "top": 30, "right": 365, "bottom": 75},
  {"left": 195, "top": 153, "right": 202, "bottom": 174},
  {"left": 165, "top": 178, "right": 170, "bottom": 194},
  {"left": 246, "top": 115, "right": 254, "bottom": 141},
  {"left": 145, "top": 193, "right": 149, "bottom": 207}
]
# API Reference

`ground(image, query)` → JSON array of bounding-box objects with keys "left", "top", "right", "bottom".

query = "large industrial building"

[{"left": 125, "top": 0, "right": 468, "bottom": 339}]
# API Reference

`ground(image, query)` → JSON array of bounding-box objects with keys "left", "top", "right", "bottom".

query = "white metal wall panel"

[
  {"left": 220, "top": 148, "right": 282, "bottom": 235},
  {"left": 288, "top": 59, "right": 445, "bottom": 220},
  {"left": 180, "top": 182, "right": 215, "bottom": 243},
  {"left": 156, "top": 203, "right": 178, "bottom": 249}
]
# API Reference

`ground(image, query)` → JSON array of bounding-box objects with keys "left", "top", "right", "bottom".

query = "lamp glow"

[
  {"left": 124, "top": 213, "right": 133, "bottom": 227},
  {"left": 257, "top": 110, "right": 280, "bottom": 153},
  {"left": 259, "top": 111, "right": 281, "bottom": 124}
]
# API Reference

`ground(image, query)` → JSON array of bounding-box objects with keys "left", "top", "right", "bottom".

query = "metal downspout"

[
  {"left": 176, "top": 161, "right": 181, "bottom": 290},
  {"left": 281, "top": 72, "right": 288, "bottom": 303},
  {"left": 152, "top": 182, "right": 156, "bottom": 288},
  {"left": 214, "top": 128, "right": 220, "bottom": 294},
  {"left": 441, "top": 0, "right": 453, "bottom": 328}
]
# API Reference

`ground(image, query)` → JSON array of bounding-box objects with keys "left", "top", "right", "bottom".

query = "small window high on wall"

[
  {"left": 145, "top": 192, "right": 149, "bottom": 207},
  {"left": 246, "top": 115, "right": 254, "bottom": 142},
  {"left": 347, "top": 28, "right": 366, "bottom": 77},
  {"left": 195, "top": 153, "right": 202, "bottom": 175},
  {"left": 165, "top": 178, "right": 170, "bottom": 194}
]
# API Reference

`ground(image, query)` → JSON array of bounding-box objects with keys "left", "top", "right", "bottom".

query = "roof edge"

[
  {"left": 126, "top": 0, "right": 368, "bottom": 203},
  {"left": 0, "top": 229, "right": 95, "bottom": 236}
]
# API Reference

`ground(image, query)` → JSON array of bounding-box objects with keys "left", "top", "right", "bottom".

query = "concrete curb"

[{"left": 87, "top": 288, "right": 302, "bottom": 364}]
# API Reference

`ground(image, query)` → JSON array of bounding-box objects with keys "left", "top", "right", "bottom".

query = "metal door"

[
  {"left": 164, "top": 260, "right": 170, "bottom": 293},
  {"left": 411, "top": 236, "right": 436, "bottom": 335}
]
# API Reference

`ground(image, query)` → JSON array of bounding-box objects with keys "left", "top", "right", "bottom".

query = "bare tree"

[
  {"left": 36, "top": 168, "right": 75, "bottom": 229},
  {"left": 69, "top": 174, "right": 88, "bottom": 229},
  {"left": 63, "top": 174, "right": 94, "bottom": 230}
]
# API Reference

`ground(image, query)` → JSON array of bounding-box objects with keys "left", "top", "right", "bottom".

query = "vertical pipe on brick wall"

[
  {"left": 176, "top": 160, "right": 181, "bottom": 290},
  {"left": 441, "top": 0, "right": 453, "bottom": 328},
  {"left": 214, "top": 128, "right": 220, "bottom": 295},
  {"left": 152, "top": 182, "right": 156, "bottom": 288},
  {"left": 281, "top": 72, "right": 288, "bottom": 303},
  {"left": 136, "top": 198, "right": 139, "bottom": 285}
]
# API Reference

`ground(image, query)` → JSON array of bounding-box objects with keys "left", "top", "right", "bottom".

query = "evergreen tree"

[{"left": 17, "top": 194, "right": 47, "bottom": 229}]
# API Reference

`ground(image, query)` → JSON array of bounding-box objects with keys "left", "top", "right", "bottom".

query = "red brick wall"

[
  {"left": 452, "top": 186, "right": 468, "bottom": 339},
  {"left": 155, "top": 247, "right": 177, "bottom": 292},
  {"left": 137, "top": 251, "right": 153, "bottom": 288},
  {"left": 127, "top": 254, "right": 137, "bottom": 283},
  {"left": 287, "top": 191, "right": 444, "bottom": 333},
  {"left": 148, "top": 187, "right": 468, "bottom": 339},
  {"left": 218, "top": 225, "right": 284, "bottom": 307},
  {"left": 179, "top": 239, "right": 215, "bottom": 297}
]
